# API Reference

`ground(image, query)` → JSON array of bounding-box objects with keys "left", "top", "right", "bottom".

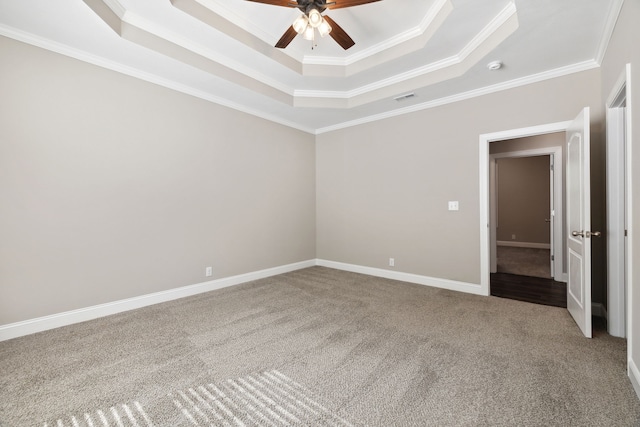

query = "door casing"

[
  {"left": 480, "top": 121, "right": 572, "bottom": 296},
  {"left": 606, "top": 64, "right": 633, "bottom": 339}
]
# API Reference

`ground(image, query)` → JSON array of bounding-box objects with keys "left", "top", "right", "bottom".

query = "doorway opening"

[
  {"left": 488, "top": 139, "right": 566, "bottom": 307},
  {"left": 479, "top": 110, "right": 595, "bottom": 338},
  {"left": 479, "top": 121, "right": 572, "bottom": 294}
]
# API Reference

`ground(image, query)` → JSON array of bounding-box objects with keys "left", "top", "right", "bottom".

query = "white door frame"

[
  {"left": 606, "top": 64, "right": 633, "bottom": 340},
  {"left": 479, "top": 121, "right": 571, "bottom": 296},
  {"left": 490, "top": 147, "right": 564, "bottom": 282}
]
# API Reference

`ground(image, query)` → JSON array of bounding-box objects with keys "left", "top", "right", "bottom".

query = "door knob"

[
  {"left": 572, "top": 230, "right": 585, "bottom": 237},
  {"left": 587, "top": 231, "right": 601, "bottom": 238},
  {"left": 545, "top": 219, "right": 551, "bottom": 223}
]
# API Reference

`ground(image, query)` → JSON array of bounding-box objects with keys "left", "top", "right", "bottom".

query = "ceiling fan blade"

[
  {"left": 245, "top": 0, "right": 298, "bottom": 7},
  {"left": 275, "top": 25, "right": 299, "bottom": 48},
  {"left": 323, "top": 16, "right": 355, "bottom": 50},
  {"left": 326, "top": 0, "right": 382, "bottom": 10}
]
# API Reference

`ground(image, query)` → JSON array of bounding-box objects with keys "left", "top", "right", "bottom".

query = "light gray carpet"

[
  {"left": 497, "top": 246, "right": 552, "bottom": 278},
  {"left": 1, "top": 267, "right": 639, "bottom": 426}
]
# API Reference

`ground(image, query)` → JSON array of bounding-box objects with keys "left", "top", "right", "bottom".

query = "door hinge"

[
  {"left": 625, "top": 229, "right": 628, "bottom": 237},
  {"left": 551, "top": 255, "right": 555, "bottom": 261},
  {"left": 550, "top": 164, "right": 554, "bottom": 171}
]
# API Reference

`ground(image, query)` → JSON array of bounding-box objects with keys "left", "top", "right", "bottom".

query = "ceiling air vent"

[{"left": 394, "top": 93, "right": 416, "bottom": 102}]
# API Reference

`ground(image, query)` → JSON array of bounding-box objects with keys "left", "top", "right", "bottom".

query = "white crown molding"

[
  {"left": 123, "top": 11, "right": 295, "bottom": 96},
  {"left": 0, "top": 24, "right": 316, "bottom": 135},
  {"left": 295, "top": 6, "right": 519, "bottom": 108},
  {"left": 169, "top": 0, "right": 302, "bottom": 74},
  {"left": 2, "top": 18, "right": 598, "bottom": 135},
  {"left": 83, "top": 0, "right": 518, "bottom": 109},
  {"left": 315, "top": 59, "right": 600, "bottom": 134},
  {"left": 302, "top": 0, "right": 453, "bottom": 69},
  {"left": 172, "top": 0, "right": 456, "bottom": 77},
  {"left": 0, "top": 260, "right": 316, "bottom": 342},
  {"left": 196, "top": 0, "right": 454, "bottom": 73},
  {"left": 102, "top": 0, "right": 126, "bottom": 18},
  {"left": 296, "top": 56, "right": 460, "bottom": 99},
  {"left": 111, "top": 16, "right": 296, "bottom": 105},
  {"left": 459, "top": 1, "right": 516, "bottom": 58},
  {"left": 595, "top": 0, "right": 624, "bottom": 65},
  {"left": 3, "top": 0, "right": 604, "bottom": 134},
  {"left": 197, "top": 0, "right": 284, "bottom": 47}
]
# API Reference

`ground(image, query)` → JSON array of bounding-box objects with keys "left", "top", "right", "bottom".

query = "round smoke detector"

[{"left": 487, "top": 60, "right": 503, "bottom": 71}]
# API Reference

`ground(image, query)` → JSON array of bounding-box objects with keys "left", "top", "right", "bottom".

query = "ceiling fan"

[{"left": 245, "top": 0, "right": 382, "bottom": 50}]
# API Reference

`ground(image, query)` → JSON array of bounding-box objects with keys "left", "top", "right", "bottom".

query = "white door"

[{"left": 566, "top": 107, "right": 593, "bottom": 338}]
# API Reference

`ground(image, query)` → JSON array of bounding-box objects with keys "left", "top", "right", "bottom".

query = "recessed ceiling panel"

[{"left": 0, "top": 0, "right": 621, "bottom": 133}]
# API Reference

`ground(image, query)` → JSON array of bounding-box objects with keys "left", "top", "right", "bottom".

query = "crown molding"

[
  {"left": 0, "top": 24, "right": 315, "bottom": 135},
  {"left": 173, "top": 0, "right": 453, "bottom": 77},
  {"left": 101, "top": 0, "right": 126, "bottom": 18},
  {"left": 594, "top": 0, "right": 624, "bottom": 65},
  {"left": 2, "top": 1, "right": 604, "bottom": 135},
  {"left": 295, "top": 4, "right": 519, "bottom": 108},
  {"left": 459, "top": 1, "right": 516, "bottom": 58},
  {"left": 81, "top": 0, "right": 518, "bottom": 109},
  {"left": 315, "top": 60, "right": 600, "bottom": 134},
  {"left": 169, "top": 0, "right": 302, "bottom": 74},
  {"left": 123, "top": 11, "right": 295, "bottom": 96},
  {"left": 302, "top": 0, "right": 453, "bottom": 69}
]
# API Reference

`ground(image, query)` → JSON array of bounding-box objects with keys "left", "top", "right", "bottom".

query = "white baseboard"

[
  {"left": 592, "top": 302, "right": 608, "bottom": 319},
  {"left": 630, "top": 359, "right": 640, "bottom": 401},
  {"left": 316, "top": 259, "right": 484, "bottom": 296},
  {"left": 497, "top": 241, "right": 551, "bottom": 249},
  {"left": 0, "top": 259, "right": 316, "bottom": 342}
]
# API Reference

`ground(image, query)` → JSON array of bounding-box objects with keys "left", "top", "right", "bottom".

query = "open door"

[{"left": 566, "top": 107, "right": 593, "bottom": 338}]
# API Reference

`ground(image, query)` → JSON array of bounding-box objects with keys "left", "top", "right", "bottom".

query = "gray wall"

[
  {"left": 495, "top": 156, "right": 550, "bottom": 245},
  {"left": 600, "top": 0, "right": 640, "bottom": 389},
  {"left": 316, "top": 69, "right": 603, "bottom": 285},
  {"left": 0, "top": 37, "right": 316, "bottom": 325}
]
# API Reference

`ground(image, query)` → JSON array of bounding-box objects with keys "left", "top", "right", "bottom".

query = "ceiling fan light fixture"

[
  {"left": 308, "top": 9, "right": 323, "bottom": 28},
  {"left": 293, "top": 15, "right": 308, "bottom": 34},
  {"left": 318, "top": 19, "right": 332, "bottom": 37},
  {"left": 303, "top": 24, "right": 315, "bottom": 41}
]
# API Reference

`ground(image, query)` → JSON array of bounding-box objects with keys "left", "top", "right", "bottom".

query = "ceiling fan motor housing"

[
  {"left": 249, "top": 0, "right": 378, "bottom": 50},
  {"left": 297, "top": 0, "right": 330, "bottom": 14}
]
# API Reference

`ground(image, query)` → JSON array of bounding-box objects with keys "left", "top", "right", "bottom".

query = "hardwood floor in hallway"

[{"left": 490, "top": 272, "right": 567, "bottom": 308}]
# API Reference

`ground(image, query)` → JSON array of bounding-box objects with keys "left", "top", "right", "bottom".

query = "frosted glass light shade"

[
  {"left": 308, "top": 9, "right": 322, "bottom": 28},
  {"left": 318, "top": 19, "right": 332, "bottom": 37},
  {"left": 303, "top": 25, "right": 315, "bottom": 40},
  {"left": 292, "top": 15, "right": 307, "bottom": 34}
]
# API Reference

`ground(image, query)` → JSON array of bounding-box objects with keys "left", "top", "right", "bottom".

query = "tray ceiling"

[{"left": 0, "top": 0, "right": 623, "bottom": 133}]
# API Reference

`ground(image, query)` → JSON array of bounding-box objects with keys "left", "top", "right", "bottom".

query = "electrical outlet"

[
  {"left": 448, "top": 201, "right": 459, "bottom": 211},
  {"left": 511, "top": 234, "right": 516, "bottom": 240},
  {"left": 205, "top": 267, "right": 213, "bottom": 277},
  {"left": 389, "top": 258, "right": 395, "bottom": 267}
]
